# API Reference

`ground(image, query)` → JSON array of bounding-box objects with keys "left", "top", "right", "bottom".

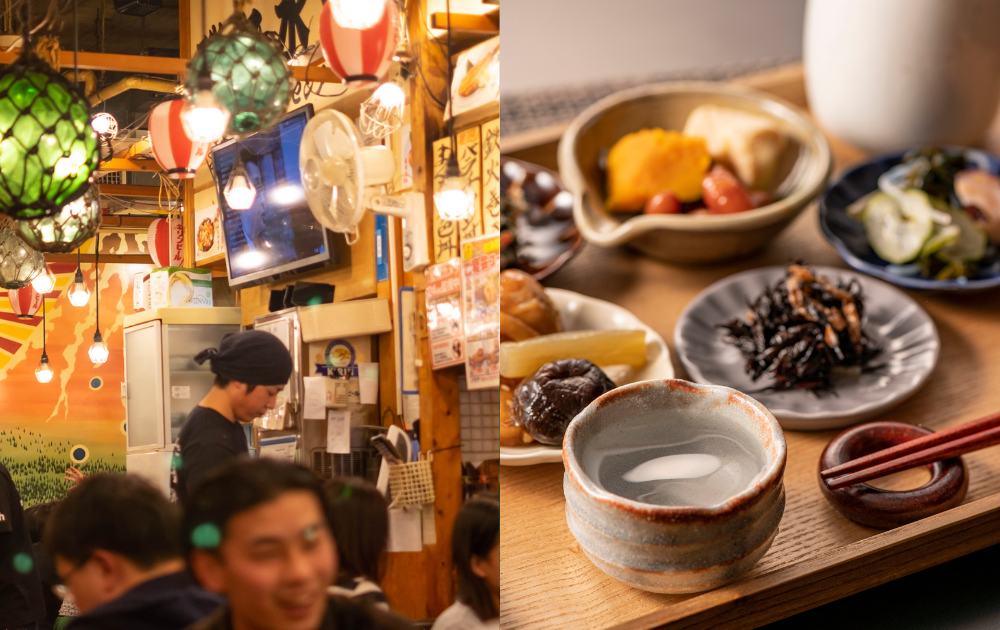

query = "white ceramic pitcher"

[{"left": 804, "top": 0, "right": 1000, "bottom": 152}]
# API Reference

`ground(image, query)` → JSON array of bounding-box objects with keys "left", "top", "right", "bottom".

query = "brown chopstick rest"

[{"left": 818, "top": 421, "right": 967, "bottom": 529}]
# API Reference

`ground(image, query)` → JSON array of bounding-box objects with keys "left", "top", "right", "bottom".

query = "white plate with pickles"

[{"left": 499, "top": 287, "right": 674, "bottom": 466}]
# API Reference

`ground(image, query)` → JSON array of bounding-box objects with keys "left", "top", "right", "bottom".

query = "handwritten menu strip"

[
  {"left": 432, "top": 137, "right": 461, "bottom": 263},
  {"left": 457, "top": 126, "right": 484, "bottom": 242},
  {"left": 481, "top": 118, "right": 500, "bottom": 235}
]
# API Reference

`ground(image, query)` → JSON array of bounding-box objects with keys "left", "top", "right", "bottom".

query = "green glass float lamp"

[
  {"left": 184, "top": 3, "right": 293, "bottom": 137},
  {"left": 0, "top": 47, "right": 99, "bottom": 220},
  {"left": 17, "top": 182, "right": 101, "bottom": 253},
  {"left": 0, "top": 220, "right": 44, "bottom": 289}
]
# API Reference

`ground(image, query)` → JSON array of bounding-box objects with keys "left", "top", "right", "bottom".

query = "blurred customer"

[
  {"left": 45, "top": 474, "right": 221, "bottom": 630},
  {"left": 183, "top": 459, "right": 411, "bottom": 630},
  {"left": 431, "top": 494, "right": 500, "bottom": 630},
  {"left": 322, "top": 478, "right": 389, "bottom": 609},
  {"left": 171, "top": 331, "right": 293, "bottom": 506},
  {"left": 23, "top": 501, "right": 60, "bottom": 630},
  {"left": 0, "top": 459, "right": 45, "bottom": 630}
]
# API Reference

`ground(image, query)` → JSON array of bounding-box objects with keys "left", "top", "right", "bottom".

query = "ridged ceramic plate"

[
  {"left": 674, "top": 266, "right": 939, "bottom": 431},
  {"left": 499, "top": 289, "right": 674, "bottom": 465}
]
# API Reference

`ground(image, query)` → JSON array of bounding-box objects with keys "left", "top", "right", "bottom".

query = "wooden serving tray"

[{"left": 499, "top": 64, "right": 1000, "bottom": 629}]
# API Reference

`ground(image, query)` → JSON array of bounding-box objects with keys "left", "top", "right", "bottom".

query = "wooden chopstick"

[
  {"left": 820, "top": 411, "right": 1000, "bottom": 480},
  {"left": 824, "top": 422, "right": 1000, "bottom": 491}
]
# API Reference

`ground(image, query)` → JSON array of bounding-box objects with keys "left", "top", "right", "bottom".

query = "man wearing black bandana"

[{"left": 170, "top": 331, "right": 294, "bottom": 507}]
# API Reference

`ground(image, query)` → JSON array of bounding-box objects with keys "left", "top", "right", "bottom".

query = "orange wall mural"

[{"left": 0, "top": 260, "right": 150, "bottom": 506}]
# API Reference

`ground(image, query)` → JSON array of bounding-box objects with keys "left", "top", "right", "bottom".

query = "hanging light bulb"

[
  {"left": 91, "top": 113, "right": 119, "bottom": 139},
  {"left": 224, "top": 157, "right": 257, "bottom": 210},
  {"left": 331, "top": 0, "right": 387, "bottom": 30},
  {"left": 36, "top": 295, "right": 52, "bottom": 383},
  {"left": 90, "top": 234, "right": 107, "bottom": 366},
  {"left": 68, "top": 248, "right": 90, "bottom": 307},
  {"left": 360, "top": 82, "right": 405, "bottom": 139},
  {"left": 181, "top": 68, "right": 231, "bottom": 144},
  {"left": 434, "top": 153, "right": 474, "bottom": 221},
  {"left": 35, "top": 353, "right": 53, "bottom": 383},
  {"left": 30, "top": 264, "right": 56, "bottom": 294},
  {"left": 89, "top": 332, "right": 108, "bottom": 365}
]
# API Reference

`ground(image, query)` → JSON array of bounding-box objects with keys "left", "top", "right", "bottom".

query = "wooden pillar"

[{"left": 408, "top": 0, "right": 462, "bottom": 619}]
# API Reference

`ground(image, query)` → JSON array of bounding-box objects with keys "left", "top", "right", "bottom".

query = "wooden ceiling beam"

[
  {"left": 0, "top": 50, "right": 342, "bottom": 83},
  {"left": 97, "top": 184, "right": 162, "bottom": 198},
  {"left": 430, "top": 11, "right": 499, "bottom": 32},
  {"left": 44, "top": 253, "right": 154, "bottom": 264},
  {"left": 98, "top": 158, "right": 162, "bottom": 173}
]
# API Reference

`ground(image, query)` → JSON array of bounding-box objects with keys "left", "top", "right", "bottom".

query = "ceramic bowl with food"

[
  {"left": 501, "top": 158, "right": 584, "bottom": 281},
  {"left": 563, "top": 379, "right": 786, "bottom": 593},
  {"left": 675, "top": 265, "right": 939, "bottom": 431},
  {"left": 558, "top": 81, "right": 832, "bottom": 263},
  {"left": 819, "top": 147, "right": 1000, "bottom": 291}
]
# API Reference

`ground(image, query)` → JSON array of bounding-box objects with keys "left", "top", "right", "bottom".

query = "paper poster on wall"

[
  {"left": 308, "top": 336, "right": 371, "bottom": 405},
  {"left": 461, "top": 235, "right": 500, "bottom": 390},
  {"left": 399, "top": 288, "right": 418, "bottom": 394},
  {"left": 375, "top": 215, "right": 389, "bottom": 283},
  {"left": 481, "top": 119, "right": 500, "bottom": 235},
  {"left": 326, "top": 409, "right": 351, "bottom": 454},
  {"left": 426, "top": 258, "right": 464, "bottom": 369},
  {"left": 193, "top": 204, "right": 224, "bottom": 263},
  {"left": 446, "top": 37, "right": 499, "bottom": 121}
]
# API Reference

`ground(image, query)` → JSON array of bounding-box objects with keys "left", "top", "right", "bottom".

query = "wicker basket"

[{"left": 388, "top": 453, "right": 435, "bottom": 508}]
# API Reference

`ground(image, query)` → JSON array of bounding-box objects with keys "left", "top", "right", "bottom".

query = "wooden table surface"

[{"left": 499, "top": 65, "right": 1000, "bottom": 630}]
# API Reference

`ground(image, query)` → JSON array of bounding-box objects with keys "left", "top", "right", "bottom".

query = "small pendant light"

[
  {"left": 35, "top": 298, "right": 52, "bottom": 384},
  {"left": 88, "top": 235, "right": 107, "bottom": 366},
  {"left": 224, "top": 152, "right": 257, "bottom": 210},
  {"left": 67, "top": 247, "right": 90, "bottom": 307}
]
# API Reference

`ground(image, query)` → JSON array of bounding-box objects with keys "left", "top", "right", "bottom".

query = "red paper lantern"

[
  {"left": 148, "top": 218, "right": 184, "bottom": 268},
  {"left": 9, "top": 285, "right": 42, "bottom": 319},
  {"left": 319, "top": 0, "right": 400, "bottom": 86},
  {"left": 149, "top": 100, "right": 212, "bottom": 179}
]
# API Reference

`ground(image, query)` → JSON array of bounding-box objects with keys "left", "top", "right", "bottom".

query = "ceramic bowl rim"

[
  {"left": 562, "top": 378, "right": 787, "bottom": 521},
  {"left": 557, "top": 80, "right": 833, "bottom": 244}
]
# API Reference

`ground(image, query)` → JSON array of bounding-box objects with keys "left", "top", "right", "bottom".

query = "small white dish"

[{"left": 500, "top": 288, "right": 674, "bottom": 466}]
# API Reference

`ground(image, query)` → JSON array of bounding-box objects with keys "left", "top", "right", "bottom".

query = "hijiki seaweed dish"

[{"left": 720, "top": 263, "right": 881, "bottom": 394}]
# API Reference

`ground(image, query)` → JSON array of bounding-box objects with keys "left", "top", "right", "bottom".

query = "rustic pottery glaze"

[
  {"left": 562, "top": 379, "right": 787, "bottom": 593},
  {"left": 819, "top": 421, "right": 968, "bottom": 529},
  {"left": 558, "top": 82, "right": 831, "bottom": 263}
]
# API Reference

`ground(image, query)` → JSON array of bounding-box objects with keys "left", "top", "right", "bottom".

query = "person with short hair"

[
  {"left": 182, "top": 459, "right": 411, "bottom": 630},
  {"left": 322, "top": 478, "right": 389, "bottom": 609},
  {"left": 431, "top": 494, "right": 500, "bottom": 630},
  {"left": 0, "top": 460, "right": 45, "bottom": 630},
  {"left": 171, "top": 330, "right": 293, "bottom": 506},
  {"left": 44, "top": 474, "right": 221, "bottom": 630}
]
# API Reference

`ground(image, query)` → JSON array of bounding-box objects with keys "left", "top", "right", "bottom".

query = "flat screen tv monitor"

[{"left": 212, "top": 104, "right": 335, "bottom": 289}]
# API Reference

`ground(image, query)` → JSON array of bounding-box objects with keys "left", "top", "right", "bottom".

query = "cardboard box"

[{"left": 149, "top": 268, "right": 213, "bottom": 309}]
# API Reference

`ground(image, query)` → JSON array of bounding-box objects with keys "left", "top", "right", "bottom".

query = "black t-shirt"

[
  {"left": 0, "top": 462, "right": 45, "bottom": 628},
  {"left": 171, "top": 406, "right": 249, "bottom": 507}
]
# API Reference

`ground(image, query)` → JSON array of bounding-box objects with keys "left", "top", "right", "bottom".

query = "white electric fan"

[{"left": 300, "top": 109, "right": 428, "bottom": 272}]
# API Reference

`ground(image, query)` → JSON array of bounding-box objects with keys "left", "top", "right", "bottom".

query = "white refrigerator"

[{"left": 123, "top": 307, "right": 242, "bottom": 495}]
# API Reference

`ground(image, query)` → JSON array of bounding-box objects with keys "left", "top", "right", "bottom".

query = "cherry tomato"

[
  {"left": 644, "top": 190, "right": 682, "bottom": 215},
  {"left": 702, "top": 166, "right": 754, "bottom": 214}
]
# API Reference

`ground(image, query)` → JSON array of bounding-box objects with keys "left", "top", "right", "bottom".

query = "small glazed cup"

[{"left": 563, "top": 379, "right": 787, "bottom": 593}]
